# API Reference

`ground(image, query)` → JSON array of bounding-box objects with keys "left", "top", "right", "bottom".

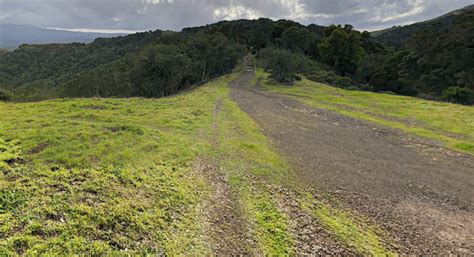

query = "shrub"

[
  {"left": 442, "top": 86, "right": 474, "bottom": 105},
  {"left": 259, "top": 48, "right": 298, "bottom": 84},
  {"left": 0, "top": 89, "right": 13, "bottom": 101},
  {"left": 335, "top": 77, "right": 353, "bottom": 88},
  {"left": 306, "top": 70, "right": 338, "bottom": 85}
]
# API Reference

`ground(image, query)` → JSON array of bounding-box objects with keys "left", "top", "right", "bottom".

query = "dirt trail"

[
  {"left": 195, "top": 97, "right": 256, "bottom": 255},
  {"left": 195, "top": 159, "right": 256, "bottom": 255},
  {"left": 230, "top": 71, "right": 474, "bottom": 255}
]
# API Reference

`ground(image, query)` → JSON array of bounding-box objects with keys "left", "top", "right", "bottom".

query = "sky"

[{"left": 0, "top": 0, "right": 473, "bottom": 33}]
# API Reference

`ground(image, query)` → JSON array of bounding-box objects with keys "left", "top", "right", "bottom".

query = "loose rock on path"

[{"left": 230, "top": 71, "right": 474, "bottom": 255}]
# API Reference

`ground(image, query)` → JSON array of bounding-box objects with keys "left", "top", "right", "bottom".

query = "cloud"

[{"left": 0, "top": 0, "right": 472, "bottom": 32}]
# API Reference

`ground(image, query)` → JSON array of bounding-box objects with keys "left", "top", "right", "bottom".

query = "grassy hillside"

[
  {"left": 0, "top": 72, "right": 394, "bottom": 255},
  {"left": 254, "top": 70, "right": 474, "bottom": 154}
]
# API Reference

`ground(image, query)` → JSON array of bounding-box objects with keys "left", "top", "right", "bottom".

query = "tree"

[
  {"left": 131, "top": 45, "right": 191, "bottom": 97},
  {"left": 259, "top": 48, "right": 299, "bottom": 84},
  {"left": 0, "top": 88, "right": 13, "bottom": 101},
  {"left": 318, "top": 25, "right": 364, "bottom": 76},
  {"left": 281, "top": 26, "right": 314, "bottom": 54},
  {"left": 442, "top": 87, "right": 474, "bottom": 105},
  {"left": 185, "top": 32, "right": 243, "bottom": 83}
]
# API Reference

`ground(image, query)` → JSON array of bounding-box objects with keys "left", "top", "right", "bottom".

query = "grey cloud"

[{"left": 0, "top": 0, "right": 472, "bottom": 32}]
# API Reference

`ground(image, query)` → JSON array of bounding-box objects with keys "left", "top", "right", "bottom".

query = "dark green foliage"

[
  {"left": 353, "top": 53, "right": 387, "bottom": 83},
  {"left": 64, "top": 55, "right": 135, "bottom": 98},
  {"left": 335, "top": 77, "right": 353, "bottom": 89},
  {"left": 259, "top": 48, "right": 327, "bottom": 85},
  {"left": 1, "top": 10, "right": 472, "bottom": 105},
  {"left": 281, "top": 26, "right": 315, "bottom": 54},
  {"left": 260, "top": 48, "right": 299, "bottom": 84},
  {"left": 0, "top": 31, "right": 163, "bottom": 99},
  {"left": 369, "top": 50, "right": 420, "bottom": 96},
  {"left": 0, "top": 19, "right": 368, "bottom": 99},
  {"left": 372, "top": 5, "right": 474, "bottom": 48},
  {"left": 318, "top": 25, "right": 364, "bottom": 76},
  {"left": 0, "top": 88, "right": 13, "bottom": 101},
  {"left": 131, "top": 45, "right": 191, "bottom": 97},
  {"left": 0, "top": 28, "right": 243, "bottom": 100},
  {"left": 442, "top": 87, "right": 474, "bottom": 105},
  {"left": 368, "top": 8, "right": 474, "bottom": 104}
]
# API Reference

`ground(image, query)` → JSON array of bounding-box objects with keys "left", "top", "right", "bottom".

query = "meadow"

[{"left": 0, "top": 72, "right": 394, "bottom": 255}]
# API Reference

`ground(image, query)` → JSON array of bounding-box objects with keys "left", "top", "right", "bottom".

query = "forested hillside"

[
  {"left": 0, "top": 28, "right": 244, "bottom": 100},
  {"left": 0, "top": 19, "right": 380, "bottom": 101},
  {"left": 1, "top": 7, "right": 473, "bottom": 104},
  {"left": 372, "top": 4, "right": 474, "bottom": 47},
  {"left": 370, "top": 5, "right": 474, "bottom": 104}
]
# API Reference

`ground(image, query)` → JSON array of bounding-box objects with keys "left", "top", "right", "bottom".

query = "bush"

[
  {"left": 306, "top": 70, "right": 338, "bottom": 85},
  {"left": 335, "top": 77, "right": 353, "bottom": 88},
  {"left": 442, "top": 87, "right": 474, "bottom": 105},
  {"left": 259, "top": 48, "right": 298, "bottom": 84},
  {"left": 0, "top": 89, "right": 13, "bottom": 101}
]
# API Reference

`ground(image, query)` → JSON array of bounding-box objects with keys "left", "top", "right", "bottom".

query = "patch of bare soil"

[
  {"left": 230, "top": 71, "right": 474, "bottom": 255},
  {"left": 193, "top": 95, "right": 257, "bottom": 255},
  {"left": 194, "top": 159, "right": 256, "bottom": 255},
  {"left": 270, "top": 185, "right": 358, "bottom": 255},
  {"left": 28, "top": 142, "right": 49, "bottom": 154}
]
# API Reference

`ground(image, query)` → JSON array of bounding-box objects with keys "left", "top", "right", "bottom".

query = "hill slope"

[
  {"left": 1, "top": 70, "right": 472, "bottom": 254},
  {"left": 0, "top": 72, "right": 398, "bottom": 255},
  {"left": 0, "top": 24, "right": 126, "bottom": 49},
  {"left": 1, "top": 13, "right": 473, "bottom": 104},
  {"left": 371, "top": 4, "right": 474, "bottom": 47},
  {"left": 367, "top": 6, "right": 474, "bottom": 104}
]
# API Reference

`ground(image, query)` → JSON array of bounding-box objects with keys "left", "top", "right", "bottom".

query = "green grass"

[
  {"left": 239, "top": 185, "right": 294, "bottom": 256},
  {"left": 0, "top": 72, "right": 296, "bottom": 255},
  {"left": 196, "top": 72, "right": 394, "bottom": 255},
  {"left": 0, "top": 71, "right": 396, "bottom": 255},
  {"left": 257, "top": 69, "right": 474, "bottom": 154},
  {"left": 0, "top": 81, "right": 222, "bottom": 254},
  {"left": 200, "top": 78, "right": 295, "bottom": 254},
  {"left": 299, "top": 193, "right": 395, "bottom": 256}
]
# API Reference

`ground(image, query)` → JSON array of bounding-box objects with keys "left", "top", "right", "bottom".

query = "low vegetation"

[{"left": 0, "top": 71, "right": 396, "bottom": 255}]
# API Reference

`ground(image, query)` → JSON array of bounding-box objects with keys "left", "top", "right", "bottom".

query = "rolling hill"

[
  {"left": 0, "top": 5, "right": 473, "bottom": 104},
  {"left": 368, "top": 6, "right": 474, "bottom": 104},
  {"left": 1, "top": 6, "right": 473, "bottom": 254},
  {"left": 1, "top": 68, "right": 472, "bottom": 255},
  {"left": 371, "top": 4, "right": 474, "bottom": 48}
]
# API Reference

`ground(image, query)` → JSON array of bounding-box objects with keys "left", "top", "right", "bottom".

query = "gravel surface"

[{"left": 230, "top": 71, "right": 474, "bottom": 255}]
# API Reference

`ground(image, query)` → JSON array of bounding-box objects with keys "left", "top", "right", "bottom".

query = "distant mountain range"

[
  {"left": 371, "top": 4, "right": 474, "bottom": 47},
  {"left": 0, "top": 24, "right": 127, "bottom": 49}
]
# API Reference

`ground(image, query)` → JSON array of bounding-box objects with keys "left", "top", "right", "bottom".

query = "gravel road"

[{"left": 230, "top": 71, "right": 474, "bottom": 255}]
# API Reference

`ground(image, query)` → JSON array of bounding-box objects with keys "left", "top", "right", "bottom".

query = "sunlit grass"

[
  {"left": 0, "top": 73, "right": 296, "bottom": 255},
  {"left": 299, "top": 193, "right": 396, "bottom": 256},
  {"left": 0, "top": 71, "right": 397, "bottom": 255},
  {"left": 257, "top": 69, "right": 474, "bottom": 154}
]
